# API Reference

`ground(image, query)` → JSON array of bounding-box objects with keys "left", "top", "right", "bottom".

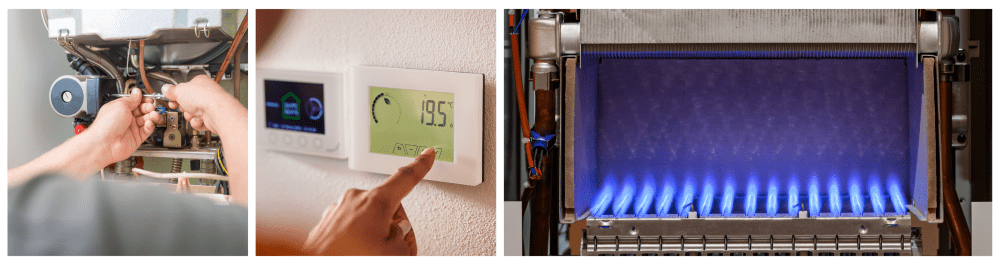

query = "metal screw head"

[
  {"left": 168, "top": 134, "right": 175, "bottom": 140},
  {"left": 61, "top": 91, "right": 73, "bottom": 103},
  {"left": 957, "top": 134, "right": 967, "bottom": 143},
  {"left": 859, "top": 225, "right": 868, "bottom": 234},
  {"left": 630, "top": 226, "right": 638, "bottom": 235}
]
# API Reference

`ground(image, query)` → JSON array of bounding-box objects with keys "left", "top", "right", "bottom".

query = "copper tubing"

[
  {"left": 215, "top": 15, "right": 249, "bottom": 83},
  {"left": 510, "top": 33, "right": 531, "bottom": 139},
  {"left": 533, "top": 89, "right": 557, "bottom": 135},
  {"left": 939, "top": 80, "right": 971, "bottom": 255},
  {"left": 234, "top": 40, "right": 244, "bottom": 101},
  {"left": 511, "top": 31, "right": 539, "bottom": 179},
  {"left": 138, "top": 40, "right": 168, "bottom": 107}
]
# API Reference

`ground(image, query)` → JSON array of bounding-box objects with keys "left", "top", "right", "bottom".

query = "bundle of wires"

[{"left": 214, "top": 145, "right": 230, "bottom": 195}]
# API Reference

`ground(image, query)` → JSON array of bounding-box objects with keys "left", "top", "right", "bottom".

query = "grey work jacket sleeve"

[{"left": 8, "top": 174, "right": 248, "bottom": 256}]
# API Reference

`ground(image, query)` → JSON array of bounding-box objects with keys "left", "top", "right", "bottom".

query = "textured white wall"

[{"left": 256, "top": 10, "right": 496, "bottom": 256}]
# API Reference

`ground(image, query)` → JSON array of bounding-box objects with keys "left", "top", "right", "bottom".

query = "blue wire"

[{"left": 513, "top": 9, "right": 528, "bottom": 34}]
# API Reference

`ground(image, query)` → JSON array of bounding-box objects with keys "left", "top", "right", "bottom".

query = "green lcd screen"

[{"left": 369, "top": 86, "right": 454, "bottom": 162}]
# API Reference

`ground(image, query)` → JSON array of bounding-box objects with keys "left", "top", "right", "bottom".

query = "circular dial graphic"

[
  {"left": 306, "top": 97, "right": 323, "bottom": 120},
  {"left": 371, "top": 93, "right": 400, "bottom": 124}
]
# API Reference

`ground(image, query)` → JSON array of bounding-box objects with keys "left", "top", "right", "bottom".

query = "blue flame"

[
  {"left": 828, "top": 174, "right": 842, "bottom": 216},
  {"left": 849, "top": 173, "right": 864, "bottom": 216},
  {"left": 634, "top": 174, "right": 656, "bottom": 216},
  {"left": 720, "top": 176, "right": 736, "bottom": 217},
  {"left": 592, "top": 169, "right": 907, "bottom": 218},
  {"left": 887, "top": 174, "right": 907, "bottom": 215},
  {"left": 655, "top": 174, "right": 677, "bottom": 216},
  {"left": 677, "top": 173, "right": 696, "bottom": 217},
  {"left": 788, "top": 175, "right": 801, "bottom": 215},
  {"left": 868, "top": 174, "right": 886, "bottom": 215},
  {"left": 744, "top": 173, "right": 759, "bottom": 216},
  {"left": 590, "top": 175, "right": 617, "bottom": 216},
  {"left": 612, "top": 175, "right": 637, "bottom": 217},
  {"left": 808, "top": 173, "right": 821, "bottom": 216},
  {"left": 766, "top": 175, "right": 779, "bottom": 217},
  {"left": 698, "top": 173, "right": 716, "bottom": 217}
]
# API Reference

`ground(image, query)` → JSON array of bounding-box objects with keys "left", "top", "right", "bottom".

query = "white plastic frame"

[
  {"left": 348, "top": 66, "right": 483, "bottom": 186},
  {"left": 256, "top": 68, "right": 346, "bottom": 159}
]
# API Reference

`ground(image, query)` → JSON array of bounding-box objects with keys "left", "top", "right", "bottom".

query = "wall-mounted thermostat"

[
  {"left": 257, "top": 69, "right": 346, "bottom": 159},
  {"left": 348, "top": 66, "right": 483, "bottom": 186}
]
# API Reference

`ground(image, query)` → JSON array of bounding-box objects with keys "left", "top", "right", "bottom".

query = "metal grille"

[
  {"left": 581, "top": 9, "right": 917, "bottom": 44},
  {"left": 582, "top": 217, "right": 914, "bottom": 256}
]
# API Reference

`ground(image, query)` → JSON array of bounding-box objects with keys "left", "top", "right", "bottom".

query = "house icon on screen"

[{"left": 282, "top": 92, "right": 301, "bottom": 120}]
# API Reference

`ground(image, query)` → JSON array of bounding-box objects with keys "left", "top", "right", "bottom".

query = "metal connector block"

[{"left": 582, "top": 217, "right": 914, "bottom": 256}]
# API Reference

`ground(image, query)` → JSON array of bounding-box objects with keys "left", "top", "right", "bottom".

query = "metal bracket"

[{"left": 194, "top": 18, "right": 210, "bottom": 38}]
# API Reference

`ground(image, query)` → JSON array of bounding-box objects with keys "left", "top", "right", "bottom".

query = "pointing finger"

[{"left": 370, "top": 148, "right": 435, "bottom": 206}]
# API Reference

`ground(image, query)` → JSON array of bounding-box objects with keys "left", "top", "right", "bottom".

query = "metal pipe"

[
  {"left": 147, "top": 71, "right": 178, "bottom": 86},
  {"left": 939, "top": 80, "right": 971, "bottom": 255},
  {"left": 60, "top": 42, "right": 124, "bottom": 92},
  {"left": 139, "top": 40, "right": 169, "bottom": 107},
  {"left": 215, "top": 15, "right": 249, "bottom": 83}
]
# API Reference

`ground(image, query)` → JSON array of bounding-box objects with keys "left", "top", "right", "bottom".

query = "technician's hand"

[
  {"left": 86, "top": 88, "right": 160, "bottom": 166},
  {"left": 158, "top": 74, "right": 239, "bottom": 133},
  {"left": 7, "top": 88, "right": 158, "bottom": 186},
  {"left": 303, "top": 148, "right": 436, "bottom": 256}
]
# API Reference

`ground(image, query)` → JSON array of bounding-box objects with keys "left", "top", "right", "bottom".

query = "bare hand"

[
  {"left": 302, "top": 148, "right": 435, "bottom": 255},
  {"left": 87, "top": 88, "right": 160, "bottom": 166},
  {"left": 159, "top": 75, "right": 236, "bottom": 133}
]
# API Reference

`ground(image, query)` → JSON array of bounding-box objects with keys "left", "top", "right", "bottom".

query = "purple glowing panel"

[{"left": 585, "top": 58, "right": 910, "bottom": 217}]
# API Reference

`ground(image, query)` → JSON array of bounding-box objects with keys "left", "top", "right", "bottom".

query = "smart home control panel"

[
  {"left": 257, "top": 69, "right": 345, "bottom": 158},
  {"left": 349, "top": 66, "right": 483, "bottom": 186}
]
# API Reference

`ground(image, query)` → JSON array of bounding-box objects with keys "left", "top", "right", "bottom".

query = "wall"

[
  {"left": 256, "top": 9, "right": 496, "bottom": 256},
  {"left": 7, "top": 9, "right": 77, "bottom": 168}
]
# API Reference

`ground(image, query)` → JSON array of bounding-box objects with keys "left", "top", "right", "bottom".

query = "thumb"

[
  {"left": 161, "top": 84, "right": 177, "bottom": 101},
  {"left": 121, "top": 88, "right": 143, "bottom": 108},
  {"left": 384, "top": 222, "right": 415, "bottom": 255}
]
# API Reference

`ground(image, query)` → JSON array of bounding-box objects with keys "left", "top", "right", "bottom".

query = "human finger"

[
  {"left": 190, "top": 117, "right": 205, "bottom": 132},
  {"left": 370, "top": 148, "right": 435, "bottom": 205}
]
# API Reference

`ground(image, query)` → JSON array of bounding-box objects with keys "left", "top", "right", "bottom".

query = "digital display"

[
  {"left": 369, "top": 86, "right": 454, "bottom": 162},
  {"left": 264, "top": 80, "right": 325, "bottom": 134}
]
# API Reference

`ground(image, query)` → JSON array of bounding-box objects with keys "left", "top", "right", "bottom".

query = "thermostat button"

[
  {"left": 268, "top": 133, "right": 278, "bottom": 143},
  {"left": 314, "top": 138, "right": 323, "bottom": 149},
  {"left": 298, "top": 136, "right": 307, "bottom": 147},
  {"left": 283, "top": 135, "right": 292, "bottom": 145}
]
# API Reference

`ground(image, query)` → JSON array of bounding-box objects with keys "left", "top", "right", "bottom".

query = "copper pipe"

[
  {"left": 234, "top": 39, "right": 244, "bottom": 101},
  {"left": 215, "top": 15, "right": 249, "bottom": 84},
  {"left": 510, "top": 33, "right": 531, "bottom": 139},
  {"left": 138, "top": 40, "right": 168, "bottom": 107},
  {"left": 939, "top": 80, "right": 971, "bottom": 255},
  {"left": 511, "top": 32, "right": 539, "bottom": 180},
  {"left": 533, "top": 89, "right": 556, "bottom": 135}
]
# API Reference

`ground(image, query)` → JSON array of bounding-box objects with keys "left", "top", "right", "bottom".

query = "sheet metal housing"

[{"left": 520, "top": 9, "right": 973, "bottom": 256}]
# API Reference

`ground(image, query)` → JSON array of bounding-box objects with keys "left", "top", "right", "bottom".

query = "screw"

[
  {"left": 957, "top": 53, "right": 967, "bottom": 62},
  {"left": 957, "top": 134, "right": 967, "bottom": 143},
  {"left": 859, "top": 225, "right": 868, "bottom": 234},
  {"left": 168, "top": 134, "right": 175, "bottom": 140}
]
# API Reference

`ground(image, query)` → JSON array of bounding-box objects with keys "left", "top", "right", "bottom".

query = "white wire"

[{"left": 131, "top": 168, "right": 230, "bottom": 181}]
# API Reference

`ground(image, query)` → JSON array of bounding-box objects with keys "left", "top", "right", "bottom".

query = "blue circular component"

[
  {"left": 50, "top": 77, "right": 85, "bottom": 118},
  {"left": 307, "top": 97, "right": 323, "bottom": 120}
]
